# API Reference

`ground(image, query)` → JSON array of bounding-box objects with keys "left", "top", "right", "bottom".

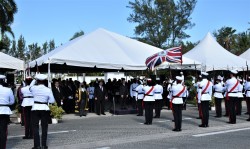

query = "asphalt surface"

[{"left": 7, "top": 104, "right": 250, "bottom": 149}]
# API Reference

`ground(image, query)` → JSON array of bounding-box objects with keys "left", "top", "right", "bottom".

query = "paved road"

[{"left": 7, "top": 105, "right": 250, "bottom": 149}]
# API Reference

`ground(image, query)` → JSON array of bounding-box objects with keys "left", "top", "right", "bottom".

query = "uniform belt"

[
  {"left": 172, "top": 96, "right": 181, "bottom": 98},
  {"left": 34, "top": 101, "right": 48, "bottom": 104},
  {"left": 0, "top": 104, "right": 10, "bottom": 107},
  {"left": 203, "top": 92, "right": 208, "bottom": 94},
  {"left": 215, "top": 91, "right": 223, "bottom": 93},
  {"left": 155, "top": 92, "right": 162, "bottom": 94},
  {"left": 138, "top": 93, "right": 144, "bottom": 94},
  {"left": 145, "top": 95, "right": 153, "bottom": 96},
  {"left": 132, "top": 90, "right": 136, "bottom": 91},
  {"left": 23, "top": 96, "right": 34, "bottom": 98},
  {"left": 228, "top": 92, "right": 237, "bottom": 93}
]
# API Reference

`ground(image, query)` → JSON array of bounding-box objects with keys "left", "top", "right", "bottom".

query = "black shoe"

[
  {"left": 172, "top": 128, "right": 181, "bottom": 132},
  {"left": 196, "top": 117, "right": 201, "bottom": 119},
  {"left": 172, "top": 120, "right": 175, "bottom": 122},
  {"left": 137, "top": 114, "right": 143, "bottom": 116},
  {"left": 144, "top": 122, "right": 149, "bottom": 125},
  {"left": 32, "top": 147, "right": 41, "bottom": 149},
  {"left": 199, "top": 124, "right": 206, "bottom": 128},
  {"left": 245, "top": 112, "right": 249, "bottom": 115},
  {"left": 28, "top": 136, "right": 33, "bottom": 139},
  {"left": 227, "top": 121, "right": 236, "bottom": 124},
  {"left": 224, "top": 114, "right": 229, "bottom": 117},
  {"left": 22, "top": 136, "right": 29, "bottom": 139},
  {"left": 101, "top": 113, "right": 106, "bottom": 115},
  {"left": 214, "top": 116, "right": 221, "bottom": 118},
  {"left": 42, "top": 146, "right": 48, "bottom": 149},
  {"left": 97, "top": 114, "right": 100, "bottom": 116},
  {"left": 247, "top": 118, "right": 250, "bottom": 121},
  {"left": 154, "top": 116, "right": 159, "bottom": 118}
]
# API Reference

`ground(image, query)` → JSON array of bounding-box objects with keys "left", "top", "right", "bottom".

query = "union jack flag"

[{"left": 145, "top": 46, "right": 182, "bottom": 70}]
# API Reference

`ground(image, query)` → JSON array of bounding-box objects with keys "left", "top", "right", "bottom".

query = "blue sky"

[{"left": 12, "top": 0, "right": 250, "bottom": 47}]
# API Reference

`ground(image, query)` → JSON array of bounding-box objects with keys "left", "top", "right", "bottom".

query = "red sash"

[
  {"left": 226, "top": 81, "right": 239, "bottom": 100},
  {"left": 202, "top": 81, "right": 210, "bottom": 94},
  {"left": 170, "top": 86, "right": 185, "bottom": 109},
  {"left": 145, "top": 86, "right": 154, "bottom": 96}
]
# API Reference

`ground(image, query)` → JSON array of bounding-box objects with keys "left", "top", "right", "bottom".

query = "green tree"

[
  {"left": 181, "top": 41, "right": 198, "bottom": 54},
  {"left": 48, "top": 39, "right": 55, "bottom": 52},
  {"left": 0, "top": 35, "right": 11, "bottom": 53},
  {"left": 70, "top": 30, "right": 84, "bottom": 41},
  {"left": 0, "top": 0, "right": 18, "bottom": 40},
  {"left": 127, "top": 0, "right": 197, "bottom": 48},
  {"left": 235, "top": 31, "right": 250, "bottom": 55},
  {"left": 28, "top": 43, "right": 41, "bottom": 60},
  {"left": 17, "top": 35, "right": 26, "bottom": 60},
  {"left": 213, "top": 26, "right": 237, "bottom": 52},
  {"left": 9, "top": 39, "right": 17, "bottom": 57},
  {"left": 42, "top": 41, "right": 48, "bottom": 54}
]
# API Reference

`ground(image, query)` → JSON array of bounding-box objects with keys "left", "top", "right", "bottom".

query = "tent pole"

[{"left": 48, "top": 62, "right": 51, "bottom": 88}]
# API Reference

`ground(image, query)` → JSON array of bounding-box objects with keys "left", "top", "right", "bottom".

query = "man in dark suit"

[
  {"left": 119, "top": 78, "right": 129, "bottom": 109},
  {"left": 94, "top": 80, "right": 108, "bottom": 115},
  {"left": 52, "top": 80, "right": 64, "bottom": 107}
]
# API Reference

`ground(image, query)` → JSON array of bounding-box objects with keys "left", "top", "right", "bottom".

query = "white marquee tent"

[
  {"left": 0, "top": 52, "right": 24, "bottom": 70},
  {"left": 29, "top": 28, "right": 199, "bottom": 72},
  {"left": 184, "top": 32, "right": 250, "bottom": 72},
  {"left": 240, "top": 48, "right": 250, "bottom": 61}
]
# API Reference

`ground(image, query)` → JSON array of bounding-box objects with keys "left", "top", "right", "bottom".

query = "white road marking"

[
  {"left": 183, "top": 117, "right": 192, "bottom": 120},
  {"left": 193, "top": 127, "right": 250, "bottom": 137},
  {"left": 8, "top": 130, "right": 77, "bottom": 139},
  {"left": 96, "top": 147, "right": 111, "bottom": 149},
  {"left": 157, "top": 120, "right": 171, "bottom": 123}
]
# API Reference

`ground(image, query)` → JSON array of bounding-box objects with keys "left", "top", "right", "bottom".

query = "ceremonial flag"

[{"left": 145, "top": 46, "right": 182, "bottom": 70}]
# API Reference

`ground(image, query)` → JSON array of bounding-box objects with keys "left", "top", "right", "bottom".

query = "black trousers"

[
  {"left": 137, "top": 100, "right": 143, "bottom": 115},
  {"left": 144, "top": 101, "right": 154, "bottom": 124},
  {"left": 120, "top": 96, "right": 127, "bottom": 109},
  {"left": 88, "top": 99, "right": 95, "bottom": 113},
  {"left": 215, "top": 98, "right": 222, "bottom": 117},
  {"left": 0, "top": 115, "right": 9, "bottom": 149},
  {"left": 229, "top": 97, "right": 237, "bottom": 123},
  {"left": 96, "top": 100, "right": 105, "bottom": 115},
  {"left": 132, "top": 96, "right": 136, "bottom": 109},
  {"left": 236, "top": 97, "right": 243, "bottom": 115},
  {"left": 246, "top": 97, "right": 250, "bottom": 117},
  {"left": 154, "top": 100, "right": 163, "bottom": 117},
  {"left": 173, "top": 104, "right": 182, "bottom": 130},
  {"left": 201, "top": 101, "right": 209, "bottom": 126},
  {"left": 224, "top": 99, "right": 230, "bottom": 115},
  {"left": 198, "top": 103, "right": 202, "bottom": 118},
  {"left": 68, "top": 99, "right": 75, "bottom": 113},
  {"left": 79, "top": 99, "right": 87, "bottom": 116},
  {"left": 23, "top": 106, "right": 33, "bottom": 137},
  {"left": 31, "top": 110, "right": 50, "bottom": 147}
]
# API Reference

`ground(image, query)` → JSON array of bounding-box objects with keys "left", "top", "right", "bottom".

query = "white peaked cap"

[
  {"left": 230, "top": 69, "right": 238, "bottom": 74},
  {"left": 201, "top": 72, "right": 208, "bottom": 76},
  {"left": 0, "top": 75, "right": 6, "bottom": 79},
  {"left": 35, "top": 74, "right": 47, "bottom": 80},
  {"left": 176, "top": 76, "right": 183, "bottom": 81}
]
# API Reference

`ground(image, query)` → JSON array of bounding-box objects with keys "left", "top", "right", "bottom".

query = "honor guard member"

[
  {"left": 143, "top": 79, "right": 155, "bottom": 125},
  {"left": 0, "top": 75, "right": 14, "bottom": 149},
  {"left": 224, "top": 70, "right": 239, "bottom": 124},
  {"left": 236, "top": 79, "right": 243, "bottom": 115},
  {"left": 154, "top": 78, "right": 163, "bottom": 118},
  {"left": 170, "top": 76, "right": 186, "bottom": 131},
  {"left": 30, "top": 74, "right": 55, "bottom": 149},
  {"left": 213, "top": 76, "right": 224, "bottom": 118},
  {"left": 21, "top": 76, "right": 34, "bottom": 139},
  {"left": 135, "top": 80, "right": 145, "bottom": 116},
  {"left": 198, "top": 72, "right": 213, "bottom": 127},
  {"left": 244, "top": 77, "right": 250, "bottom": 121},
  {"left": 130, "top": 79, "right": 139, "bottom": 109},
  {"left": 195, "top": 75, "right": 202, "bottom": 119},
  {"left": 77, "top": 83, "right": 88, "bottom": 117},
  {"left": 87, "top": 82, "right": 95, "bottom": 113}
]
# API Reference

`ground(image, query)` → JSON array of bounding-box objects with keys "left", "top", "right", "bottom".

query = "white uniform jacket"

[
  {"left": 225, "top": 77, "right": 239, "bottom": 97},
  {"left": 130, "top": 83, "right": 139, "bottom": 97},
  {"left": 244, "top": 81, "right": 250, "bottom": 97},
  {"left": 135, "top": 84, "right": 144, "bottom": 100},
  {"left": 0, "top": 85, "right": 15, "bottom": 115},
  {"left": 21, "top": 85, "right": 34, "bottom": 107},
  {"left": 213, "top": 83, "right": 224, "bottom": 99},
  {"left": 237, "top": 83, "right": 244, "bottom": 98},
  {"left": 198, "top": 79, "right": 213, "bottom": 102},
  {"left": 143, "top": 85, "right": 155, "bottom": 102},
  {"left": 154, "top": 84, "right": 163, "bottom": 100},
  {"left": 87, "top": 87, "right": 95, "bottom": 99},
  {"left": 170, "top": 83, "right": 186, "bottom": 104},
  {"left": 30, "top": 80, "right": 55, "bottom": 111}
]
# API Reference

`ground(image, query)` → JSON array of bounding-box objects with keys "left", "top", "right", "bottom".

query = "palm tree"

[
  {"left": 214, "top": 27, "right": 236, "bottom": 52},
  {"left": 0, "top": 0, "right": 18, "bottom": 40}
]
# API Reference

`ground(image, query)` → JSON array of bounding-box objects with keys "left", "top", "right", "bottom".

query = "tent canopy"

[
  {"left": 29, "top": 28, "right": 199, "bottom": 72},
  {"left": 184, "top": 33, "right": 249, "bottom": 72},
  {"left": 0, "top": 52, "right": 24, "bottom": 71},
  {"left": 240, "top": 48, "right": 250, "bottom": 60}
]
